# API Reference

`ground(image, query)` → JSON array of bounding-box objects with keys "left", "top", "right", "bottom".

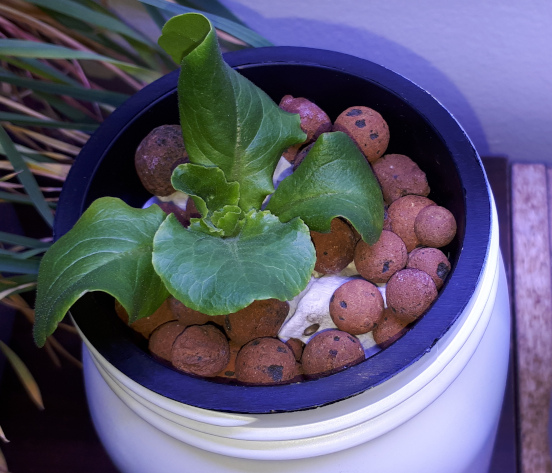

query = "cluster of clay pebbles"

[{"left": 124, "top": 95, "right": 457, "bottom": 385}]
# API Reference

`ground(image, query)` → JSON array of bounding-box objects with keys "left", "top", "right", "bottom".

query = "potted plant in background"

[
  {"left": 23, "top": 9, "right": 511, "bottom": 473},
  {"left": 0, "top": 0, "right": 268, "bottom": 470}
]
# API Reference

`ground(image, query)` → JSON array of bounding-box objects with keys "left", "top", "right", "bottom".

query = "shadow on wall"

[{"left": 225, "top": 4, "right": 490, "bottom": 157}]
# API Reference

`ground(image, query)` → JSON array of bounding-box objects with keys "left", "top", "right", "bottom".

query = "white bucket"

[{"left": 79, "top": 192, "right": 510, "bottom": 473}]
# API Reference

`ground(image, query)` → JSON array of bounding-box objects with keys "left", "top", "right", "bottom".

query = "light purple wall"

[{"left": 220, "top": 0, "right": 552, "bottom": 163}]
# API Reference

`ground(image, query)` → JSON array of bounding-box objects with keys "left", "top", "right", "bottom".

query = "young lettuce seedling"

[{"left": 33, "top": 13, "right": 384, "bottom": 348}]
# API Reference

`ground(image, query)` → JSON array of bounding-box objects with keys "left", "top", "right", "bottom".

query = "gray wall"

[{"left": 220, "top": 0, "right": 552, "bottom": 163}]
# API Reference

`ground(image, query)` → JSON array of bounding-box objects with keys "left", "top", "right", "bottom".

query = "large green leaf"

[
  {"left": 267, "top": 132, "right": 384, "bottom": 244},
  {"left": 159, "top": 13, "right": 306, "bottom": 210},
  {"left": 152, "top": 211, "right": 315, "bottom": 315},
  {"left": 33, "top": 198, "right": 169, "bottom": 347}
]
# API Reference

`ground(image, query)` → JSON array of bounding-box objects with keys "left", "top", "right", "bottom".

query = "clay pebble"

[
  {"left": 301, "top": 329, "right": 365, "bottom": 378},
  {"left": 134, "top": 124, "right": 189, "bottom": 196},
  {"left": 148, "top": 320, "right": 186, "bottom": 362},
  {"left": 372, "top": 153, "right": 430, "bottom": 204},
  {"left": 169, "top": 297, "right": 225, "bottom": 328},
  {"left": 414, "top": 205, "right": 457, "bottom": 248},
  {"left": 329, "top": 279, "right": 384, "bottom": 335},
  {"left": 333, "top": 106, "right": 390, "bottom": 163},
  {"left": 171, "top": 324, "right": 230, "bottom": 377},
  {"left": 407, "top": 247, "right": 451, "bottom": 290},
  {"left": 387, "top": 195, "right": 436, "bottom": 252},
  {"left": 354, "top": 229, "right": 407, "bottom": 284},
  {"left": 115, "top": 298, "right": 176, "bottom": 339},
  {"left": 285, "top": 338, "right": 305, "bottom": 361},
  {"left": 224, "top": 299, "right": 289, "bottom": 346},
  {"left": 235, "top": 337, "right": 298, "bottom": 385},
  {"left": 386, "top": 268, "right": 438, "bottom": 324},
  {"left": 311, "top": 218, "right": 356, "bottom": 274},
  {"left": 373, "top": 308, "right": 409, "bottom": 346},
  {"left": 279, "top": 95, "right": 332, "bottom": 144},
  {"left": 217, "top": 341, "right": 242, "bottom": 379}
]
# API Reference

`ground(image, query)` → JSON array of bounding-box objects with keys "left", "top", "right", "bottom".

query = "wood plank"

[
  {"left": 484, "top": 157, "right": 518, "bottom": 473},
  {"left": 512, "top": 163, "right": 552, "bottom": 473}
]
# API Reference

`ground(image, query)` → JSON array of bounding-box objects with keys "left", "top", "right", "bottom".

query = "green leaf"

[
  {"left": 0, "top": 112, "right": 98, "bottom": 132},
  {"left": 0, "top": 126, "right": 54, "bottom": 228},
  {"left": 0, "top": 39, "right": 161, "bottom": 83},
  {"left": 0, "top": 274, "right": 38, "bottom": 291},
  {"left": 267, "top": 132, "right": 384, "bottom": 244},
  {"left": 159, "top": 13, "right": 306, "bottom": 210},
  {"left": 0, "top": 190, "right": 56, "bottom": 208},
  {"left": 188, "top": 217, "right": 224, "bottom": 237},
  {"left": 33, "top": 197, "right": 170, "bottom": 347},
  {"left": 0, "top": 255, "right": 41, "bottom": 275},
  {"left": 152, "top": 211, "right": 315, "bottom": 315},
  {"left": 211, "top": 205, "right": 243, "bottom": 236},
  {"left": 0, "top": 57, "right": 81, "bottom": 85},
  {"left": 171, "top": 163, "right": 240, "bottom": 217},
  {"left": 0, "top": 70, "right": 129, "bottom": 106},
  {"left": 141, "top": 0, "right": 272, "bottom": 48},
  {"left": 0, "top": 341, "right": 44, "bottom": 410},
  {"left": 26, "top": 0, "right": 157, "bottom": 48},
  {"left": 0, "top": 231, "right": 50, "bottom": 249}
]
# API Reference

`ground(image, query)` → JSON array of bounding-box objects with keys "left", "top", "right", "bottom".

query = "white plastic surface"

[{"left": 83, "top": 254, "right": 509, "bottom": 472}]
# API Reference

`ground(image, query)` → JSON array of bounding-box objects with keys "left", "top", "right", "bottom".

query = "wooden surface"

[
  {"left": 0, "top": 157, "right": 524, "bottom": 472},
  {"left": 512, "top": 163, "right": 552, "bottom": 473}
]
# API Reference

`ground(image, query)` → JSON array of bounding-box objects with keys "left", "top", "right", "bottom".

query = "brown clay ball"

[
  {"left": 279, "top": 95, "right": 332, "bottom": 144},
  {"left": 383, "top": 205, "right": 392, "bottom": 231},
  {"left": 311, "top": 218, "right": 356, "bottom": 274},
  {"left": 171, "top": 324, "right": 230, "bottom": 377},
  {"left": 115, "top": 298, "right": 176, "bottom": 339},
  {"left": 386, "top": 268, "right": 438, "bottom": 325},
  {"left": 291, "top": 142, "right": 315, "bottom": 170},
  {"left": 169, "top": 297, "right": 225, "bottom": 328},
  {"left": 301, "top": 329, "right": 365, "bottom": 378},
  {"left": 285, "top": 338, "right": 305, "bottom": 362},
  {"left": 387, "top": 195, "right": 436, "bottom": 252},
  {"left": 135, "top": 125, "right": 189, "bottom": 197},
  {"left": 217, "top": 341, "right": 242, "bottom": 379},
  {"left": 224, "top": 299, "right": 289, "bottom": 346},
  {"left": 333, "top": 106, "right": 390, "bottom": 163},
  {"left": 354, "top": 230, "right": 408, "bottom": 284},
  {"left": 407, "top": 247, "right": 451, "bottom": 290},
  {"left": 372, "top": 154, "right": 430, "bottom": 204},
  {"left": 373, "top": 308, "right": 409, "bottom": 346},
  {"left": 329, "top": 279, "right": 384, "bottom": 335},
  {"left": 235, "top": 337, "right": 298, "bottom": 385},
  {"left": 414, "top": 205, "right": 457, "bottom": 248},
  {"left": 148, "top": 320, "right": 186, "bottom": 362}
]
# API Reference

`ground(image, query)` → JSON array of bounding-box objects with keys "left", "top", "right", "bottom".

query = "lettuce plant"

[{"left": 33, "top": 13, "right": 384, "bottom": 347}]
